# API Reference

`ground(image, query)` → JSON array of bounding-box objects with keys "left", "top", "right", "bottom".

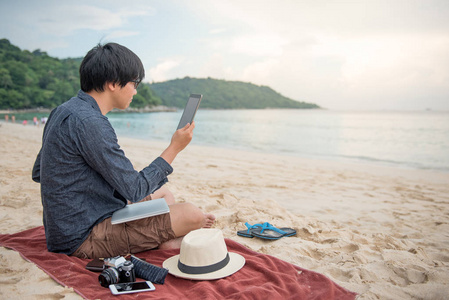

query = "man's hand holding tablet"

[{"left": 160, "top": 94, "right": 202, "bottom": 164}]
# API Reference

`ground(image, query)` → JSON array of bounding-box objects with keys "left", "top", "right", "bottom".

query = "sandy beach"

[{"left": 1, "top": 121, "right": 448, "bottom": 299}]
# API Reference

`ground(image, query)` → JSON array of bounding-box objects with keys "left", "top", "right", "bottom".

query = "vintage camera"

[{"left": 98, "top": 256, "right": 136, "bottom": 288}]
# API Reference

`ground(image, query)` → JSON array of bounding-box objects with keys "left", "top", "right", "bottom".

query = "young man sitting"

[{"left": 32, "top": 42, "right": 215, "bottom": 259}]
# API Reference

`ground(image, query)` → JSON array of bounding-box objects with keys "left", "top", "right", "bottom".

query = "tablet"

[
  {"left": 177, "top": 94, "right": 202, "bottom": 130},
  {"left": 111, "top": 198, "right": 170, "bottom": 225}
]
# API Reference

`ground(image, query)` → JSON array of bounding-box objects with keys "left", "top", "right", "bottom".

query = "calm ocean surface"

[
  {"left": 5, "top": 109, "right": 449, "bottom": 172},
  {"left": 107, "top": 109, "right": 449, "bottom": 172}
]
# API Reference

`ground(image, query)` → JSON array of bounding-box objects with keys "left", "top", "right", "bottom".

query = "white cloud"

[
  {"left": 148, "top": 59, "right": 183, "bottom": 82},
  {"left": 33, "top": 4, "right": 151, "bottom": 36},
  {"left": 105, "top": 30, "right": 140, "bottom": 40},
  {"left": 231, "top": 34, "right": 287, "bottom": 57},
  {"left": 186, "top": 0, "right": 449, "bottom": 109},
  {"left": 209, "top": 28, "right": 227, "bottom": 35},
  {"left": 309, "top": 34, "right": 449, "bottom": 93},
  {"left": 240, "top": 59, "right": 280, "bottom": 84}
]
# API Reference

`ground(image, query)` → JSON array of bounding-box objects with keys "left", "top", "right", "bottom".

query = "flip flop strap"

[
  {"left": 244, "top": 222, "right": 264, "bottom": 233},
  {"left": 260, "top": 222, "right": 287, "bottom": 235}
]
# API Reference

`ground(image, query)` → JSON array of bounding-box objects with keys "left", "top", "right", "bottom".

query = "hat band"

[{"left": 178, "top": 253, "right": 230, "bottom": 275}]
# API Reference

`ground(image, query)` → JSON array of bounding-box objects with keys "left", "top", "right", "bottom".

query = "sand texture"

[{"left": 1, "top": 121, "right": 448, "bottom": 299}]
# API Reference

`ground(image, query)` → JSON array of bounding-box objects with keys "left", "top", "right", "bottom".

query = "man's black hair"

[{"left": 79, "top": 43, "right": 145, "bottom": 92}]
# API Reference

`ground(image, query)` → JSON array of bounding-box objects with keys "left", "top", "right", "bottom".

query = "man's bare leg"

[
  {"left": 149, "top": 188, "right": 214, "bottom": 228},
  {"left": 169, "top": 203, "right": 215, "bottom": 236},
  {"left": 158, "top": 203, "right": 216, "bottom": 250},
  {"left": 158, "top": 237, "right": 183, "bottom": 250}
]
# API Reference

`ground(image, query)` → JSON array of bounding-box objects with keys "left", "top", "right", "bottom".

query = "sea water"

[
  {"left": 107, "top": 109, "right": 449, "bottom": 172},
  {"left": 4, "top": 109, "right": 449, "bottom": 172}
]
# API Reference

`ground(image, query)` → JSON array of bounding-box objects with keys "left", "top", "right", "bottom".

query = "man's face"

[{"left": 112, "top": 81, "right": 137, "bottom": 110}]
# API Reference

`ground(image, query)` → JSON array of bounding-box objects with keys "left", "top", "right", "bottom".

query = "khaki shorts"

[{"left": 72, "top": 213, "right": 176, "bottom": 259}]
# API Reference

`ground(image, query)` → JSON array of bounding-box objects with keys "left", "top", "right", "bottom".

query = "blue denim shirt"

[{"left": 32, "top": 90, "right": 173, "bottom": 255}]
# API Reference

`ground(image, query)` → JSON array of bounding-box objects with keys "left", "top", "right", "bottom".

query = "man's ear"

[{"left": 106, "top": 82, "right": 118, "bottom": 92}]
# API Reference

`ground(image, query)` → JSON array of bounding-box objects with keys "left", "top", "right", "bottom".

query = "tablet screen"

[{"left": 177, "top": 94, "right": 202, "bottom": 130}]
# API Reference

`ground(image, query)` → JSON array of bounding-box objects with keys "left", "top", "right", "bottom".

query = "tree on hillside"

[
  {"left": 150, "top": 77, "right": 320, "bottom": 109},
  {"left": 0, "top": 39, "right": 162, "bottom": 110}
]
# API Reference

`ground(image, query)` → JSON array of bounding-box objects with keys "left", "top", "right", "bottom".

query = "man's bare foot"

[
  {"left": 202, "top": 213, "right": 216, "bottom": 228},
  {"left": 158, "top": 237, "right": 183, "bottom": 250}
]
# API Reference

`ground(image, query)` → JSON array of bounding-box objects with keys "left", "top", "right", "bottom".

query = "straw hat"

[{"left": 162, "top": 228, "right": 245, "bottom": 280}]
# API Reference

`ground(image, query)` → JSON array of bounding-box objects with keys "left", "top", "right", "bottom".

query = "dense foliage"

[
  {"left": 0, "top": 39, "right": 80, "bottom": 109},
  {"left": 0, "top": 39, "right": 319, "bottom": 110},
  {"left": 150, "top": 77, "right": 319, "bottom": 109},
  {"left": 0, "top": 39, "right": 161, "bottom": 109}
]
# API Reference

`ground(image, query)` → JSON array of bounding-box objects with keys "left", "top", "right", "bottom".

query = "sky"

[{"left": 1, "top": 0, "right": 448, "bottom": 111}]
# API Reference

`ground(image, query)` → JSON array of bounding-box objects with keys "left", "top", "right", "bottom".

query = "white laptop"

[{"left": 111, "top": 198, "right": 170, "bottom": 225}]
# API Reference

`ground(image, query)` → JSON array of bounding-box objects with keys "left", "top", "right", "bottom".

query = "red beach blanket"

[{"left": 0, "top": 226, "right": 356, "bottom": 299}]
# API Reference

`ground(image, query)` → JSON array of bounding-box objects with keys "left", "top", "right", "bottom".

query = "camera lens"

[{"left": 98, "top": 267, "right": 120, "bottom": 288}]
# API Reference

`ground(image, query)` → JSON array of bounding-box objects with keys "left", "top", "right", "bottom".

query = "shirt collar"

[{"left": 77, "top": 90, "right": 102, "bottom": 114}]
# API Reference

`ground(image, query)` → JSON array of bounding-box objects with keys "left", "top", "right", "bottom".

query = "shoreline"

[
  {"left": 1, "top": 121, "right": 448, "bottom": 299},
  {"left": 4, "top": 117, "right": 448, "bottom": 174},
  {"left": 0, "top": 105, "right": 177, "bottom": 115},
  {"left": 185, "top": 139, "right": 449, "bottom": 175},
  {"left": 3, "top": 109, "right": 449, "bottom": 174}
]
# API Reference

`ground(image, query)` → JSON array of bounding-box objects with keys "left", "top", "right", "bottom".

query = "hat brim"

[{"left": 162, "top": 252, "right": 245, "bottom": 280}]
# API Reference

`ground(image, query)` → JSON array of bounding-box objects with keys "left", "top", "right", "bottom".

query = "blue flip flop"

[
  {"left": 237, "top": 222, "right": 264, "bottom": 238},
  {"left": 237, "top": 222, "right": 296, "bottom": 240}
]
